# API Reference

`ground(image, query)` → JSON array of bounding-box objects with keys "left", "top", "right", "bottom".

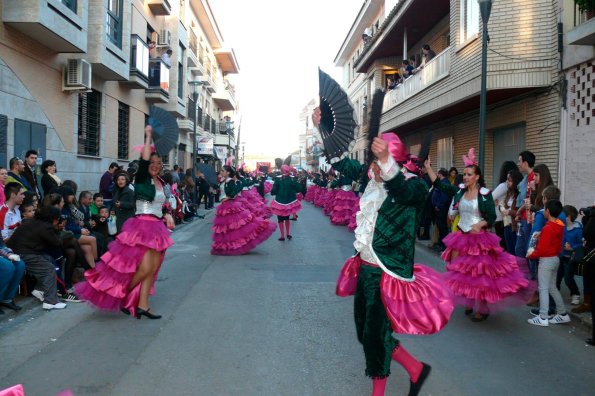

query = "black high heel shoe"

[{"left": 135, "top": 307, "right": 162, "bottom": 320}]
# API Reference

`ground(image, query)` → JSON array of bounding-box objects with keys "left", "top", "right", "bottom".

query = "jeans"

[
  {"left": 0, "top": 257, "right": 26, "bottom": 302},
  {"left": 21, "top": 253, "right": 59, "bottom": 304},
  {"left": 503, "top": 225, "right": 517, "bottom": 255},
  {"left": 556, "top": 255, "right": 580, "bottom": 296},
  {"left": 515, "top": 219, "right": 530, "bottom": 258},
  {"left": 537, "top": 256, "right": 567, "bottom": 317}
]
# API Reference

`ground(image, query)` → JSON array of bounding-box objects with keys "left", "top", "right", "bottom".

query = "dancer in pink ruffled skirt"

[
  {"left": 425, "top": 149, "right": 533, "bottom": 322},
  {"left": 76, "top": 126, "right": 174, "bottom": 319},
  {"left": 211, "top": 166, "right": 276, "bottom": 255},
  {"left": 270, "top": 165, "right": 305, "bottom": 241}
]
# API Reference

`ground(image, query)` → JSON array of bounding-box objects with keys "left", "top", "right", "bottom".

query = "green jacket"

[
  {"left": 224, "top": 179, "right": 243, "bottom": 199},
  {"left": 271, "top": 176, "right": 303, "bottom": 204},
  {"left": 432, "top": 180, "right": 496, "bottom": 227}
]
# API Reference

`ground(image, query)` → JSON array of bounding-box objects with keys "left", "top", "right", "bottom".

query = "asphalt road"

[{"left": 1, "top": 201, "right": 594, "bottom": 396}]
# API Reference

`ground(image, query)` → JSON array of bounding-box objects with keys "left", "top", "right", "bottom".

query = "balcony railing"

[
  {"left": 203, "top": 114, "right": 212, "bottom": 133},
  {"left": 383, "top": 47, "right": 451, "bottom": 112},
  {"left": 148, "top": 59, "right": 170, "bottom": 92}
]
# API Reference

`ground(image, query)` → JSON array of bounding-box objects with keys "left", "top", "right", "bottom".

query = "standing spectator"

[
  {"left": 515, "top": 150, "right": 536, "bottom": 259},
  {"left": 531, "top": 164, "right": 554, "bottom": 211},
  {"left": 527, "top": 200, "right": 569, "bottom": 326},
  {"left": 161, "top": 48, "right": 173, "bottom": 67},
  {"left": 6, "top": 157, "right": 33, "bottom": 193},
  {"left": 422, "top": 44, "right": 436, "bottom": 64},
  {"left": 22, "top": 150, "right": 41, "bottom": 197},
  {"left": 99, "top": 162, "right": 120, "bottom": 208},
  {"left": 431, "top": 168, "right": 451, "bottom": 251},
  {"left": 112, "top": 171, "right": 135, "bottom": 233},
  {"left": 500, "top": 169, "right": 523, "bottom": 255},
  {"left": 198, "top": 173, "right": 211, "bottom": 210},
  {"left": 0, "top": 183, "right": 25, "bottom": 242},
  {"left": 557, "top": 205, "right": 582, "bottom": 306},
  {"left": 7, "top": 206, "right": 68, "bottom": 310},
  {"left": 40, "top": 160, "right": 61, "bottom": 195},
  {"left": 402, "top": 59, "right": 415, "bottom": 78},
  {"left": 448, "top": 167, "right": 458, "bottom": 185},
  {"left": 493, "top": 161, "right": 518, "bottom": 248},
  {"left": 148, "top": 40, "right": 156, "bottom": 58},
  {"left": 580, "top": 206, "right": 595, "bottom": 345},
  {"left": 171, "top": 165, "right": 181, "bottom": 184},
  {"left": 409, "top": 55, "right": 418, "bottom": 69},
  {"left": 0, "top": 167, "right": 7, "bottom": 206}
]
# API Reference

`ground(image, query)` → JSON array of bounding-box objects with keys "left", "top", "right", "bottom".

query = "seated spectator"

[
  {"left": 91, "top": 206, "right": 111, "bottom": 240},
  {"left": 19, "top": 202, "right": 35, "bottom": 220},
  {"left": 6, "top": 206, "right": 68, "bottom": 310},
  {"left": 0, "top": 242, "right": 25, "bottom": 314},
  {"left": 6, "top": 157, "right": 33, "bottom": 193},
  {"left": 90, "top": 193, "right": 103, "bottom": 217},
  {"left": 0, "top": 183, "right": 25, "bottom": 242},
  {"left": 22, "top": 191, "right": 39, "bottom": 211},
  {"left": 40, "top": 160, "right": 61, "bottom": 196},
  {"left": 78, "top": 191, "right": 94, "bottom": 229}
]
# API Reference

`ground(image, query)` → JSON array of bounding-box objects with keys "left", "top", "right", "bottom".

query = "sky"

[{"left": 209, "top": 0, "right": 365, "bottom": 159}]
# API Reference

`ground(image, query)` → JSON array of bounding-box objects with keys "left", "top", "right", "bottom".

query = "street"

[{"left": 1, "top": 202, "right": 594, "bottom": 396}]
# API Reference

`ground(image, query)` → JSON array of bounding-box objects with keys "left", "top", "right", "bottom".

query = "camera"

[{"left": 580, "top": 206, "right": 593, "bottom": 218}]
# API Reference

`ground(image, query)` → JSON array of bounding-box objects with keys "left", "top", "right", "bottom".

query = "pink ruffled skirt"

[
  {"left": 441, "top": 231, "right": 534, "bottom": 313},
  {"left": 304, "top": 185, "right": 317, "bottom": 202},
  {"left": 323, "top": 190, "right": 338, "bottom": 216},
  {"left": 270, "top": 199, "right": 302, "bottom": 217},
  {"left": 75, "top": 215, "right": 173, "bottom": 315},
  {"left": 330, "top": 190, "right": 357, "bottom": 226},
  {"left": 348, "top": 197, "right": 360, "bottom": 231},
  {"left": 211, "top": 199, "right": 276, "bottom": 255},
  {"left": 264, "top": 182, "right": 273, "bottom": 195},
  {"left": 313, "top": 188, "right": 327, "bottom": 208},
  {"left": 336, "top": 256, "right": 454, "bottom": 335}
]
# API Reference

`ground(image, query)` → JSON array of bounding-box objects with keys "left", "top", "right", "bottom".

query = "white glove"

[{"left": 8, "top": 254, "right": 20, "bottom": 262}]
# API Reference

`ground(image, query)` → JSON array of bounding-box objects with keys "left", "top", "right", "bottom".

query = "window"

[
  {"left": 437, "top": 137, "right": 453, "bottom": 170},
  {"left": 61, "top": 0, "right": 77, "bottom": 13},
  {"left": 78, "top": 90, "right": 101, "bottom": 156},
  {"left": 460, "top": 0, "right": 479, "bottom": 44},
  {"left": 117, "top": 102, "right": 130, "bottom": 160},
  {"left": 107, "top": 0, "right": 123, "bottom": 48},
  {"left": 131, "top": 36, "right": 149, "bottom": 77},
  {"left": 178, "top": 44, "right": 184, "bottom": 98},
  {"left": 179, "top": 0, "right": 186, "bottom": 24}
]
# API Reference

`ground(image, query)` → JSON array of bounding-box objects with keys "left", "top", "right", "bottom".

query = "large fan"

[
  {"left": 318, "top": 68, "right": 358, "bottom": 163},
  {"left": 196, "top": 163, "right": 218, "bottom": 186},
  {"left": 365, "top": 89, "right": 386, "bottom": 168},
  {"left": 148, "top": 105, "right": 179, "bottom": 155}
]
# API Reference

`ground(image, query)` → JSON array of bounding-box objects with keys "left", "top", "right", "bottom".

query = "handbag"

[
  {"left": 107, "top": 215, "right": 118, "bottom": 236},
  {"left": 336, "top": 255, "right": 362, "bottom": 297},
  {"left": 573, "top": 247, "right": 594, "bottom": 277}
]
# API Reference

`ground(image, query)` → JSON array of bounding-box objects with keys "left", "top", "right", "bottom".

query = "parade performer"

[
  {"left": 75, "top": 126, "right": 174, "bottom": 319},
  {"left": 329, "top": 171, "right": 357, "bottom": 226},
  {"left": 270, "top": 165, "right": 304, "bottom": 241},
  {"left": 211, "top": 165, "right": 276, "bottom": 255},
  {"left": 315, "top": 113, "right": 454, "bottom": 395},
  {"left": 425, "top": 149, "right": 533, "bottom": 322}
]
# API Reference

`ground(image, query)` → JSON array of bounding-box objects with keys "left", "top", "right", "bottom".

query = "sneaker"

[
  {"left": 527, "top": 316, "right": 549, "bottom": 326},
  {"left": 42, "top": 302, "right": 67, "bottom": 310},
  {"left": 550, "top": 313, "right": 571, "bottom": 324},
  {"left": 530, "top": 308, "right": 554, "bottom": 319},
  {"left": 31, "top": 289, "right": 45, "bottom": 302},
  {"left": 571, "top": 295, "right": 580, "bottom": 305},
  {"left": 61, "top": 293, "right": 83, "bottom": 303}
]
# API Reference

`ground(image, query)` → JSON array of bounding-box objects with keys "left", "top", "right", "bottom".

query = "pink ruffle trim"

[{"left": 270, "top": 200, "right": 302, "bottom": 216}]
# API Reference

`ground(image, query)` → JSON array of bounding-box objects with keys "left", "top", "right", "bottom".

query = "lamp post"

[
  {"left": 189, "top": 80, "right": 203, "bottom": 204},
  {"left": 478, "top": 0, "right": 493, "bottom": 171}
]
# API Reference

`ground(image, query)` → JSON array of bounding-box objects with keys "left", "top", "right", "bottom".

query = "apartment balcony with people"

[
  {"left": 145, "top": 59, "right": 170, "bottom": 102},
  {"left": 356, "top": 0, "right": 559, "bottom": 132},
  {"left": 124, "top": 35, "right": 150, "bottom": 89},
  {"left": 2, "top": 0, "right": 88, "bottom": 52}
]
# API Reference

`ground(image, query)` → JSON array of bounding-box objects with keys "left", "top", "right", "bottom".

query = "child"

[
  {"left": 90, "top": 193, "right": 103, "bottom": 217},
  {"left": 19, "top": 203, "right": 36, "bottom": 220},
  {"left": 527, "top": 199, "right": 570, "bottom": 326},
  {"left": 559, "top": 205, "right": 583, "bottom": 305},
  {"left": 91, "top": 206, "right": 110, "bottom": 240}
]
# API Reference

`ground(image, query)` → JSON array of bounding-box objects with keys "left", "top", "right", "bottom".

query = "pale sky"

[{"left": 209, "top": 0, "right": 364, "bottom": 159}]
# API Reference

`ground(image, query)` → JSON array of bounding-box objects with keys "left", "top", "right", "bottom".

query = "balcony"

[
  {"left": 145, "top": 59, "right": 170, "bottom": 102},
  {"left": 213, "top": 82, "right": 237, "bottom": 111},
  {"left": 2, "top": 0, "right": 88, "bottom": 53},
  {"left": 124, "top": 35, "right": 149, "bottom": 89},
  {"left": 147, "top": 0, "right": 171, "bottom": 16},
  {"left": 383, "top": 47, "right": 450, "bottom": 112},
  {"left": 567, "top": 5, "right": 595, "bottom": 46},
  {"left": 203, "top": 114, "right": 213, "bottom": 134},
  {"left": 177, "top": 119, "right": 194, "bottom": 132}
]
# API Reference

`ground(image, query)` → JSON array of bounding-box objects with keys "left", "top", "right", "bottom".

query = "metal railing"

[{"left": 383, "top": 47, "right": 451, "bottom": 112}]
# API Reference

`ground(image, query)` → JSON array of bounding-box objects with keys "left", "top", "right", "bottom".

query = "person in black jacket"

[
  {"left": 40, "top": 160, "right": 61, "bottom": 196},
  {"left": 581, "top": 207, "right": 595, "bottom": 346},
  {"left": 7, "top": 206, "right": 69, "bottom": 310},
  {"left": 112, "top": 171, "right": 135, "bottom": 234}
]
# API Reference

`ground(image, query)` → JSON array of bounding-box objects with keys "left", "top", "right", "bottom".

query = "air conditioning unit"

[
  {"left": 158, "top": 29, "right": 172, "bottom": 46},
  {"left": 62, "top": 59, "right": 92, "bottom": 91}
]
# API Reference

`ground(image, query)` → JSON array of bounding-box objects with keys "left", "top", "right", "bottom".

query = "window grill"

[
  {"left": 117, "top": 102, "right": 130, "bottom": 160},
  {"left": 78, "top": 90, "right": 101, "bottom": 156}
]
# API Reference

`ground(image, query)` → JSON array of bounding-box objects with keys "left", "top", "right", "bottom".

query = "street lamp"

[
  {"left": 189, "top": 80, "right": 203, "bottom": 204},
  {"left": 478, "top": 0, "right": 493, "bottom": 171}
]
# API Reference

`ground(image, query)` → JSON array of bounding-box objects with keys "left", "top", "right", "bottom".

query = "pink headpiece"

[
  {"left": 225, "top": 155, "right": 235, "bottom": 167},
  {"left": 381, "top": 133, "right": 408, "bottom": 162},
  {"left": 462, "top": 148, "right": 477, "bottom": 167}
]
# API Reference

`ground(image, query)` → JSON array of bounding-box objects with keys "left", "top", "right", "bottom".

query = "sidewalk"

[{"left": 415, "top": 240, "right": 593, "bottom": 330}]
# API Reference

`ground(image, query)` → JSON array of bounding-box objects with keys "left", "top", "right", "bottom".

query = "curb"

[{"left": 415, "top": 240, "right": 593, "bottom": 331}]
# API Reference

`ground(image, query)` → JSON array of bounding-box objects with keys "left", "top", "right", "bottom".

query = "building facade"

[
  {"left": 337, "top": 0, "right": 564, "bottom": 190},
  {"left": 0, "top": 0, "right": 239, "bottom": 193}
]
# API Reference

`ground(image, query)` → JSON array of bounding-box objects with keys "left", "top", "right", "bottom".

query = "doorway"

[{"left": 492, "top": 123, "right": 525, "bottom": 184}]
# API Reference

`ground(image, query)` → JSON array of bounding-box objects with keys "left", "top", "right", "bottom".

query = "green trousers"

[{"left": 354, "top": 265, "right": 399, "bottom": 378}]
